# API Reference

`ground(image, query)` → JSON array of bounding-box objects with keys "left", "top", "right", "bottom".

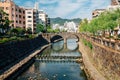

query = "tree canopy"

[{"left": 79, "top": 9, "right": 120, "bottom": 34}]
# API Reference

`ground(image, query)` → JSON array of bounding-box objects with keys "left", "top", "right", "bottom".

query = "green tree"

[
  {"left": 10, "top": 28, "right": 19, "bottom": 35},
  {"left": 0, "top": 9, "right": 11, "bottom": 35},
  {"left": 26, "top": 27, "right": 32, "bottom": 34},
  {"left": 79, "top": 9, "right": 120, "bottom": 36},
  {"left": 36, "top": 24, "right": 44, "bottom": 33}
]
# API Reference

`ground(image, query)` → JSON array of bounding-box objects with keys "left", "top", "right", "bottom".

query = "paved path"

[{"left": 79, "top": 42, "right": 106, "bottom": 80}]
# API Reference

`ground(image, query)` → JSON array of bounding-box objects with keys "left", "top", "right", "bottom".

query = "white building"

[
  {"left": 38, "top": 10, "right": 49, "bottom": 26},
  {"left": 64, "top": 21, "right": 77, "bottom": 32},
  {"left": 25, "top": 9, "right": 38, "bottom": 33},
  {"left": 52, "top": 24, "right": 60, "bottom": 30}
]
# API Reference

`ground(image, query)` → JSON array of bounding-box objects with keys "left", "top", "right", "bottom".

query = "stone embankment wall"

[
  {"left": 0, "top": 35, "right": 49, "bottom": 75},
  {"left": 80, "top": 34, "right": 120, "bottom": 80}
]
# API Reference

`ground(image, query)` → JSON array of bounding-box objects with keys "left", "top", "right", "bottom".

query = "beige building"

[{"left": 0, "top": 0, "right": 25, "bottom": 28}]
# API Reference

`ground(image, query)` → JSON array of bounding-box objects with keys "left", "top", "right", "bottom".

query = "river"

[{"left": 17, "top": 39, "right": 87, "bottom": 80}]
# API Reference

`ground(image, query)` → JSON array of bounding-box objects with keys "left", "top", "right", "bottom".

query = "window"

[
  {"left": 23, "top": 11, "right": 25, "bottom": 14},
  {"left": 19, "top": 21, "right": 21, "bottom": 24},
  {"left": 23, "top": 21, "right": 25, "bottom": 24},
  {"left": 19, "top": 9, "right": 21, "bottom": 13},
  {"left": 28, "top": 16, "right": 32, "bottom": 18},
  {"left": 16, "top": 20, "right": 18, "bottom": 23},
  {"left": 28, "top": 24, "right": 32, "bottom": 27},
  {"left": 28, "top": 20, "right": 32, "bottom": 22},
  {"left": 19, "top": 15, "right": 21, "bottom": 18},
  {"left": 27, "top": 12, "right": 32, "bottom": 14},
  {"left": 16, "top": 15, "right": 18, "bottom": 17},
  {"left": 12, "top": 14, "right": 14, "bottom": 17},
  {"left": 23, "top": 16, "right": 25, "bottom": 19},
  {"left": 39, "top": 15, "right": 42, "bottom": 17},
  {"left": 12, "top": 24, "right": 14, "bottom": 27},
  {"left": 6, "top": 7, "right": 8, "bottom": 10}
]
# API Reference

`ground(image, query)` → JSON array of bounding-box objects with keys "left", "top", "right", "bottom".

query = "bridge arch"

[
  {"left": 50, "top": 35, "right": 63, "bottom": 43},
  {"left": 66, "top": 34, "right": 79, "bottom": 42}
]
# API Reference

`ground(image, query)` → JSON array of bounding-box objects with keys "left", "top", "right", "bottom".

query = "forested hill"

[{"left": 50, "top": 17, "right": 81, "bottom": 25}]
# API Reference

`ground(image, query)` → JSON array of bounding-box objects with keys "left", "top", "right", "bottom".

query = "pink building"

[{"left": 0, "top": 0, "right": 25, "bottom": 29}]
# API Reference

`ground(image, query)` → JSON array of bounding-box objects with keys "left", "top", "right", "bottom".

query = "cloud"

[
  {"left": 14, "top": 0, "right": 111, "bottom": 19},
  {"left": 38, "top": 0, "right": 110, "bottom": 19}
]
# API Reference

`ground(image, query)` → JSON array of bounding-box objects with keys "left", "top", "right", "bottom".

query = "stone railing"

[{"left": 81, "top": 33, "right": 120, "bottom": 51}]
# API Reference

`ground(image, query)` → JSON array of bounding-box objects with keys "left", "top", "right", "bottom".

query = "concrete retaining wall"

[{"left": 0, "top": 35, "right": 49, "bottom": 76}]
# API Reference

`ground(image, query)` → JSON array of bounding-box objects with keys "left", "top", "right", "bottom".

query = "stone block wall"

[{"left": 92, "top": 44, "right": 120, "bottom": 80}]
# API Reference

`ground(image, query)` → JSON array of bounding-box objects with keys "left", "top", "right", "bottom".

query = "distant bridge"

[{"left": 41, "top": 32, "right": 80, "bottom": 43}]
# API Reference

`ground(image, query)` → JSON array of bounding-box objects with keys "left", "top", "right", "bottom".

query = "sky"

[{"left": 14, "top": 0, "right": 111, "bottom": 19}]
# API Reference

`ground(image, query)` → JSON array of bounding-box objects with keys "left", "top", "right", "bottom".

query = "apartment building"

[
  {"left": 0, "top": 0, "right": 25, "bottom": 28},
  {"left": 0, "top": 0, "right": 50, "bottom": 33},
  {"left": 25, "top": 9, "right": 38, "bottom": 33},
  {"left": 92, "top": 9, "right": 106, "bottom": 18},
  {"left": 38, "top": 10, "right": 47, "bottom": 26}
]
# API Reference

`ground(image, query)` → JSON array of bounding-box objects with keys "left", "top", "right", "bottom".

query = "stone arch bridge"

[{"left": 41, "top": 32, "right": 80, "bottom": 43}]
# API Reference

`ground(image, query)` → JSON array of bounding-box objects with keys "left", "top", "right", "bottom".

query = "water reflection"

[
  {"left": 17, "top": 39, "right": 87, "bottom": 80},
  {"left": 52, "top": 39, "right": 79, "bottom": 52}
]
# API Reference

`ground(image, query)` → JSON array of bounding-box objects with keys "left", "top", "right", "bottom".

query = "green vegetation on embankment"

[
  {"left": 79, "top": 9, "right": 120, "bottom": 35},
  {"left": 82, "top": 39, "right": 93, "bottom": 50}
]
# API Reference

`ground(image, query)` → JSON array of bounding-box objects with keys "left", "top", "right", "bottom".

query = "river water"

[{"left": 17, "top": 39, "right": 87, "bottom": 80}]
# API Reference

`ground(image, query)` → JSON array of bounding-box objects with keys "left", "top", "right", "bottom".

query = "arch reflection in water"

[
  {"left": 67, "top": 39, "right": 79, "bottom": 51},
  {"left": 52, "top": 39, "right": 79, "bottom": 52},
  {"left": 51, "top": 40, "right": 64, "bottom": 52}
]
